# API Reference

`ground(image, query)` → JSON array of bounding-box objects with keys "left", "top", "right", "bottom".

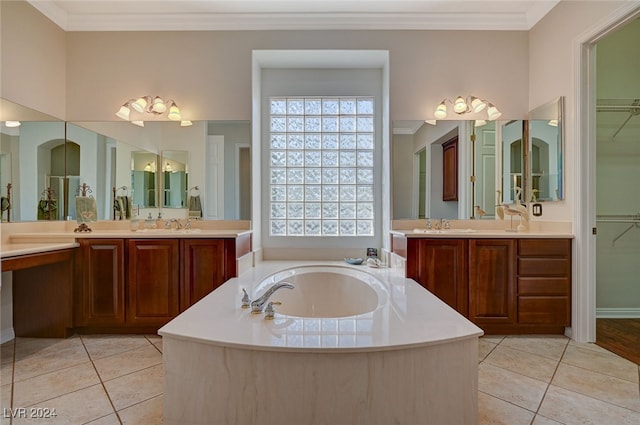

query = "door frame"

[{"left": 574, "top": 3, "right": 640, "bottom": 343}]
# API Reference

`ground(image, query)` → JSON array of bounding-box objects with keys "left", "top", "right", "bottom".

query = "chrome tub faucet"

[{"left": 249, "top": 282, "right": 294, "bottom": 314}]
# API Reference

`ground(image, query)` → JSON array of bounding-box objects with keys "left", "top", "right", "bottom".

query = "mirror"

[
  {"left": 528, "top": 96, "right": 564, "bottom": 202},
  {"left": 161, "top": 150, "right": 188, "bottom": 208},
  {"left": 1, "top": 99, "right": 66, "bottom": 222},
  {"left": 131, "top": 151, "right": 159, "bottom": 209}
]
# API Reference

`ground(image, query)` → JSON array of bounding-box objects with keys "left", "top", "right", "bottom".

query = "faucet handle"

[
  {"left": 443, "top": 219, "right": 451, "bottom": 230},
  {"left": 425, "top": 218, "right": 432, "bottom": 230},
  {"left": 241, "top": 288, "right": 251, "bottom": 309},
  {"left": 165, "top": 220, "right": 172, "bottom": 229},
  {"left": 264, "top": 301, "right": 282, "bottom": 320}
]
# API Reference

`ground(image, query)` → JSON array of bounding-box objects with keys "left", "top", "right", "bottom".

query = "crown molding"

[{"left": 27, "top": 1, "right": 562, "bottom": 32}]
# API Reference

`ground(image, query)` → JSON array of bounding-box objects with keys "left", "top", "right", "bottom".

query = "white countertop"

[
  {"left": 7, "top": 229, "right": 251, "bottom": 242},
  {"left": 391, "top": 229, "right": 574, "bottom": 238},
  {"left": 159, "top": 261, "right": 484, "bottom": 353},
  {"left": 1, "top": 242, "right": 79, "bottom": 258}
]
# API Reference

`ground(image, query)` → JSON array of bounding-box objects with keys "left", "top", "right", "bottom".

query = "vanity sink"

[
  {"left": 134, "top": 228, "right": 202, "bottom": 234},
  {"left": 413, "top": 228, "right": 477, "bottom": 234}
]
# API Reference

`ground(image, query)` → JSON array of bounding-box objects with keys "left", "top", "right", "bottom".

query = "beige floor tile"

[
  {"left": 82, "top": 335, "right": 150, "bottom": 361},
  {"left": 539, "top": 385, "right": 640, "bottom": 425},
  {"left": 481, "top": 336, "right": 506, "bottom": 344},
  {"left": 13, "top": 362, "right": 100, "bottom": 408},
  {"left": 479, "top": 339, "right": 497, "bottom": 361},
  {"left": 478, "top": 391, "right": 535, "bottom": 425},
  {"left": 11, "top": 384, "right": 114, "bottom": 425},
  {"left": 484, "top": 345, "right": 559, "bottom": 383},
  {"left": 552, "top": 362, "right": 640, "bottom": 412},
  {"left": 153, "top": 342, "right": 162, "bottom": 353},
  {"left": 479, "top": 362, "right": 548, "bottom": 411},
  {"left": 14, "top": 337, "right": 82, "bottom": 358},
  {"left": 84, "top": 413, "right": 122, "bottom": 424},
  {"left": 569, "top": 340, "right": 619, "bottom": 356},
  {"left": 500, "top": 336, "right": 569, "bottom": 361},
  {"left": 1, "top": 361, "right": 13, "bottom": 386},
  {"left": 93, "top": 345, "right": 162, "bottom": 382},
  {"left": 104, "top": 364, "right": 163, "bottom": 411},
  {"left": 13, "top": 340, "right": 89, "bottom": 382},
  {"left": 532, "top": 414, "right": 565, "bottom": 424},
  {"left": 562, "top": 345, "right": 639, "bottom": 383},
  {"left": 0, "top": 341, "right": 14, "bottom": 365},
  {"left": 118, "top": 394, "right": 163, "bottom": 425},
  {"left": 1, "top": 383, "right": 12, "bottom": 412},
  {"left": 144, "top": 335, "right": 162, "bottom": 343}
]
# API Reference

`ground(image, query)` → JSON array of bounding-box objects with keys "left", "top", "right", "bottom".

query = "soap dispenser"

[{"left": 144, "top": 212, "right": 157, "bottom": 229}]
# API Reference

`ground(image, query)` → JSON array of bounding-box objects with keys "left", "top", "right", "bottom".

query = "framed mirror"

[
  {"left": 161, "top": 150, "right": 188, "bottom": 209},
  {"left": 528, "top": 96, "right": 564, "bottom": 202},
  {"left": 1, "top": 99, "right": 65, "bottom": 222}
]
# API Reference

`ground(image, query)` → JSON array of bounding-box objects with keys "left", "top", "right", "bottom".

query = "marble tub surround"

[
  {"left": 160, "top": 261, "right": 483, "bottom": 424},
  {"left": 392, "top": 218, "right": 572, "bottom": 237}
]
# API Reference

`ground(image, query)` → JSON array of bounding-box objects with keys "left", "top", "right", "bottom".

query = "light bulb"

[
  {"left": 151, "top": 96, "right": 166, "bottom": 113},
  {"left": 180, "top": 120, "right": 193, "bottom": 127},
  {"left": 168, "top": 103, "right": 181, "bottom": 121},
  {"left": 116, "top": 105, "right": 131, "bottom": 120},
  {"left": 131, "top": 97, "right": 148, "bottom": 113},
  {"left": 453, "top": 96, "right": 467, "bottom": 114},
  {"left": 5, "top": 121, "right": 21, "bottom": 128},
  {"left": 470, "top": 97, "right": 487, "bottom": 113},
  {"left": 487, "top": 104, "right": 502, "bottom": 121},
  {"left": 434, "top": 102, "right": 447, "bottom": 119}
]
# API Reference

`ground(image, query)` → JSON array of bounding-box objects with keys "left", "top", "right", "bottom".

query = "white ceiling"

[{"left": 27, "top": 0, "right": 560, "bottom": 31}]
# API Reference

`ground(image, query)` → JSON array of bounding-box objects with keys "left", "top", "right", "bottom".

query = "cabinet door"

[
  {"left": 468, "top": 239, "right": 516, "bottom": 325},
  {"left": 127, "top": 239, "right": 179, "bottom": 326},
  {"left": 408, "top": 238, "right": 468, "bottom": 315},
  {"left": 442, "top": 137, "right": 458, "bottom": 201},
  {"left": 181, "top": 239, "right": 231, "bottom": 311},
  {"left": 78, "top": 239, "right": 125, "bottom": 326}
]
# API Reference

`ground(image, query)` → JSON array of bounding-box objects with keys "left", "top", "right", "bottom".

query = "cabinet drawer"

[
  {"left": 518, "top": 239, "right": 570, "bottom": 257},
  {"left": 518, "top": 258, "right": 569, "bottom": 277},
  {"left": 518, "top": 296, "right": 570, "bottom": 325},
  {"left": 518, "top": 277, "right": 569, "bottom": 296}
]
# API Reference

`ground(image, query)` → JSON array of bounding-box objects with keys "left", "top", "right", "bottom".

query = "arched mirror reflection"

[{"left": 1, "top": 99, "right": 65, "bottom": 222}]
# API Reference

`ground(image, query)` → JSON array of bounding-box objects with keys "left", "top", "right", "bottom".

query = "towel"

[
  {"left": 1, "top": 196, "right": 10, "bottom": 212},
  {"left": 75, "top": 196, "right": 98, "bottom": 223},
  {"left": 114, "top": 195, "right": 132, "bottom": 220},
  {"left": 37, "top": 199, "right": 57, "bottom": 220},
  {"left": 188, "top": 195, "right": 202, "bottom": 218}
]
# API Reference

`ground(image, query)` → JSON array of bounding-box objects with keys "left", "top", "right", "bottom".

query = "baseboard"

[{"left": 596, "top": 308, "right": 640, "bottom": 319}]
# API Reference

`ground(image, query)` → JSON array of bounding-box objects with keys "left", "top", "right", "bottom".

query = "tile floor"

[{"left": 0, "top": 334, "right": 639, "bottom": 424}]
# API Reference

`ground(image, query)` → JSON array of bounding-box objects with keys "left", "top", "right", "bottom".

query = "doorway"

[{"left": 593, "top": 17, "right": 640, "bottom": 363}]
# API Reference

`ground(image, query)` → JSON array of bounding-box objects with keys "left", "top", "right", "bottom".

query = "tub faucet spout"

[{"left": 250, "top": 282, "right": 294, "bottom": 314}]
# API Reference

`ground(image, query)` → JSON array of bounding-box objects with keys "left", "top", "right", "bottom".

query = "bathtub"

[{"left": 159, "top": 261, "right": 483, "bottom": 424}]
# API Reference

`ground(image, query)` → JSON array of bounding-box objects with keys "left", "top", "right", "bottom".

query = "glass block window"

[{"left": 269, "top": 96, "right": 375, "bottom": 236}]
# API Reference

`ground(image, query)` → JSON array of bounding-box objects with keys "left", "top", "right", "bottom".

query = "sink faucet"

[
  {"left": 250, "top": 282, "right": 294, "bottom": 314},
  {"left": 165, "top": 218, "right": 182, "bottom": 230}
]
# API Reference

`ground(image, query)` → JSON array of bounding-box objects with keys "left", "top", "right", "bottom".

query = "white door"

[{"left": 206, "top": 136, "right": 225, "bottom": 219}]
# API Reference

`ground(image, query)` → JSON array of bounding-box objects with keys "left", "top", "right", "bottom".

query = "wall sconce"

[
  {"left": 116, "top": 95, "right": 192, "bottom": 126},
  {"left": 433, "top": 96, "right": 502, "bottom": 121}
]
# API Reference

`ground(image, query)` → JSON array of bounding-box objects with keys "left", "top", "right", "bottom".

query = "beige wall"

[
  {"left": 64, "top": 30, "right": 529, "bottom": 122},
  {"left": 0, "top": 0, "right": 66, "bottom": 119},
  {"left": 528, "top": 1, "right": 638, "bottom": 222}
]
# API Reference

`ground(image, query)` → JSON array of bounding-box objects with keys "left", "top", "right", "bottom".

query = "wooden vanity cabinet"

[
  {"left": 393, "top": 234, "right": 572, "bottom": 334},
  {"left": 406, "top": 238, "right": 468, "bottom": 315},
  {"left": 76, "top": 239, "right": 126, "bottom": 327},
  {"left": 468, "top": 239, "right": 517, "bottom": 331},
  {"left": 181, "top": 239, "right": 236, "bottom": 311},
  {"left": 517, "top": 239, "right": 571, "bottom": 332},
  {"left": 127, "top": 239, "right": 180, "bottom": 327}
]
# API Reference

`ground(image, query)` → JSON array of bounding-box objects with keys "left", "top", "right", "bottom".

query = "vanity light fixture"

[
  {"left": 433, "top": 96, "right": 501, "bottom": 121},
  {"left": 116, "top": 95, "right": 191, "bottom": 126},
  {"left": 4, "top": 121, "right": 21, "bottom": 128}
]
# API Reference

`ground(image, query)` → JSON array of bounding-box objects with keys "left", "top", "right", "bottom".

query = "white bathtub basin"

[{"left": 254, "top": 266, "right": 382, "bottom": 318}]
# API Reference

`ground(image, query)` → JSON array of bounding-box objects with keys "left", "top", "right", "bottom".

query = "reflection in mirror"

[
  {"left": 131, "top": 151, "right": 158, "bottom": 209},
  {"left": 1, "top": 99, "right": 65, "bottom": 222},
  {"left": 393, "top": 120, "right": 483, "bottom": 220},
  {"left": 528, "top": 96, "right": 564, "bottom": 201},
  {"left": 472, "top": 120, "right": 497, "bottom": 219},
  {"left": 500, "top": 120, "right": 526, "bottom": 205},
  {"left": 161, "top": 150, "right": 188, "bottom": 208}
]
